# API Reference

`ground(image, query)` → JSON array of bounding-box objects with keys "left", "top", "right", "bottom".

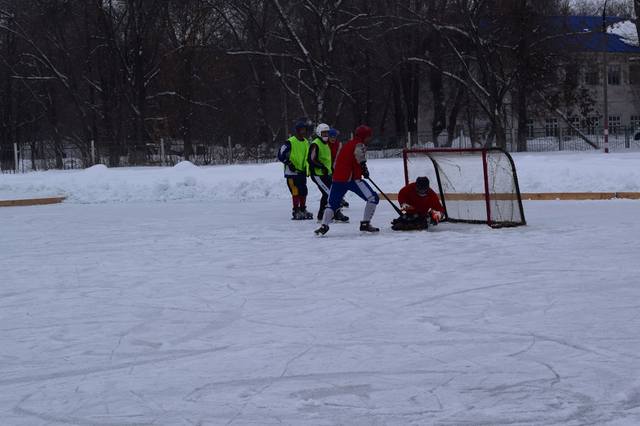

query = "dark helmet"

[
  {"left": 293, "top": 120, "right": 307, "bottom": 135},
  {"left": 416, "top": 176, "right": 430, "bottom": 196},
  {"left": 296, "top": 117, "right": 314, "bottom": 134}
]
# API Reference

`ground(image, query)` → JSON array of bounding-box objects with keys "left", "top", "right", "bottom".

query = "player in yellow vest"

[
  {"left": 308, "top": 123, "right": 349, "bottom": 222},
  {"left": 277, "top": 120, "right": 313, "bottom": 220}
]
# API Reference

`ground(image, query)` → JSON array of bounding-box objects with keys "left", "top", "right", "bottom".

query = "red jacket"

[
  {"left": 332, "top": 125, "right": 372, "bottom": 182},
  {"left": 398, "top": 183, "right": 444, "bottom": 216}
]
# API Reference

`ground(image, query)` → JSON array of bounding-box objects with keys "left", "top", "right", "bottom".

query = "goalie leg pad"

[{"left": 391, "top": 216, "right": 429, "bottom": 231}]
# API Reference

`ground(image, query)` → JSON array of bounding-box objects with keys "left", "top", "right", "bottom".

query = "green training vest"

[
  {"left": 311, "top": 138, "right": 333, "bottom": 176},
  {"left": 287, "top": 135, "right": 309, "bottom": 175}
]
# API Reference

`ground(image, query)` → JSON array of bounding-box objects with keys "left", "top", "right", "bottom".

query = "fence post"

[
  {"left": 625, "top": 126, "right": 631, "bottom": 149},
  {"left": 558, "top": 127, "right": 563, "bottom": 151},
  {"left": 91, "top": 139, "right": 96, "bottom": 165},
  {"left": 13, "top": 142, "right": 18, "bottom": 173},
  {"left": 160, "top": 138, "right": 166, "bottom": 166},
  {"left": 407, "top": 131, "right": 411, "bottom": 148},
  {"left": 227, "top": 136, "right": 232, "bottom": 164}
]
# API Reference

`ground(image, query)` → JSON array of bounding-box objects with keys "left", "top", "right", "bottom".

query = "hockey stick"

[{"left": 366, "top": 176, "right": 404, "bottom": 216}]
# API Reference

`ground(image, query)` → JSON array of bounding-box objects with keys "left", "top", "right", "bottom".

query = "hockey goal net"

[{"left": 403, "top": 148, "right": 526, "bottom": 228}]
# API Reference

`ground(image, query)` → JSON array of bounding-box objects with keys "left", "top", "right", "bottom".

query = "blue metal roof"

[{"left": 551, "top": 16, "right": 640, "bottom": 53}]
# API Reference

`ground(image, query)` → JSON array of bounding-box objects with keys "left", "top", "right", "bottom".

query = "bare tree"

[{"left": 162, "top": 0, "right": 222, "bottom": 160}]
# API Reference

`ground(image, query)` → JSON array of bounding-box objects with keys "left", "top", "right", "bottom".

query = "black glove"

[
  {"left": 360, "top": 162, "right": 370, "bottom": 179},
  {"left": 286, "top": 161, "right": 300, "bottom": 174}
]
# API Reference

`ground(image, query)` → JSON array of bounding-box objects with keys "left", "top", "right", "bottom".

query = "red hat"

[{"left": 355, "top": 125, "right": 372, "bottom": 140}]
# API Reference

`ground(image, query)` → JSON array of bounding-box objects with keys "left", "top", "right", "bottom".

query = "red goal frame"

[{"left": 402, "top": 147, "right": 526, "bottom": 228}]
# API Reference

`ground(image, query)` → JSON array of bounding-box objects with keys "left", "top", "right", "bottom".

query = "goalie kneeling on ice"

[{"left": 391, "top": 176, "right": 445, "bottom": 231}]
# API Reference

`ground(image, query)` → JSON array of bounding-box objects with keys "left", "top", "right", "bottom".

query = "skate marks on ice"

[
  {"left": 3, "top": 201, "right": 640, "bottom": 425},
  {"left": 0, "top": 346, "right": 228, "bottom": 387}
]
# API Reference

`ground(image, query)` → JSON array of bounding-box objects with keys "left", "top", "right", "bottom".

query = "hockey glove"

[
  {"left": 360, "top": 162, "right": 370, "bottom": 179},
  {"left": 428, "top": 209, "right": 443, "bottom": 225}
]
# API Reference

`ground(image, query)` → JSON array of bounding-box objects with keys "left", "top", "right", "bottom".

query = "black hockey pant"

[{"left": 311, "top": 174, "right": 332, "bottom": 216}]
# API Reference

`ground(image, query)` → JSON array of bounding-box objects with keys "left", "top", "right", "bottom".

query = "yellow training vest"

[
  {"left": 287, "top": 135, "right": 309, "bottom": 175},
  {"left": 310, "top": 138, "right": 333, "bottom": 176}
]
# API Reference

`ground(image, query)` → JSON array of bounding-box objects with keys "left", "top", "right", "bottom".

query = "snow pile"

[
  {"left": 1, "top": 151, "right": 640, "bottom": 203},
  {"left": 608, "top": 20, "right": 639, "bottom": 46},
  {"left": 511, "top": 151, "right": 640, "bottom": 193},
  {"left": 0, "top": 162, "right": 288, "bottom": 203}
]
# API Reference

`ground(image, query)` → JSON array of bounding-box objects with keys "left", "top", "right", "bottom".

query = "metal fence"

[
  {"left": 2, "top": 126, "right": 639, "bottom": 173},
  {"left": 368, "top": 126, "right": 640, "bottom": 152},
  {"left": 1, "top": 139, "right": 278, "bottom": 173}
]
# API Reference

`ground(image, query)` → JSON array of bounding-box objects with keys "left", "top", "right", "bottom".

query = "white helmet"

[{"left": 315, "top": 123, "right": 330, "bottom": 135}]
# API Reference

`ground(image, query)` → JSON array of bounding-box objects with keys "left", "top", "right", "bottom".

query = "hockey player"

[
  {"left": 328, "top": 128, "right": 349, "bottom": 209},
  {"left": 308, "top": 123, "right": 349, "bottom": 222},
  {"left": 315, "top": 124, "right": 379, "bottom": 235},
  {"left": 391, "top": 176, "right": 445, "bottom": 231},
  {"left": 278, "top": 120, "right": 313, "bottom": 220}
]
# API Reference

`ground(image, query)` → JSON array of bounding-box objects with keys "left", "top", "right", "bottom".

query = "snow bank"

[{"left": 1, "top": 151, "right": 640, "bottom": 203}]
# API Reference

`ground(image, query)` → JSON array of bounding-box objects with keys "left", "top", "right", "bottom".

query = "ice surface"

[{"left": 2, "top": 198, "right": 640, "bottom": 425}]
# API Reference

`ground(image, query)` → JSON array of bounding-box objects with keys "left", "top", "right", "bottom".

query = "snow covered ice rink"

[{"left": 2, "top": 191, "right": 640, "bottom": 424}]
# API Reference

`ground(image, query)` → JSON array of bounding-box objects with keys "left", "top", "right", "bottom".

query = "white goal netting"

[{"left": 403, "top": 148, "right": 526, "bottom": 227}]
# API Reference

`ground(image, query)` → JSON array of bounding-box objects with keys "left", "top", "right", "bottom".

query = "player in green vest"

[
  {"left": 308, "top": 123, "right": 349, "bottom": 222},
  {"left": 277, "top": 120, "right": 313, "bottom": 220}
]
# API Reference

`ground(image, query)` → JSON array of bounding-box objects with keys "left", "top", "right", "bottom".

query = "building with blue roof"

[
  {"left": 415, "top": 16, "right": 640, "bottom": 150},
  {"left": 531, "top": 16, "right": 640, "bottom": 143}
]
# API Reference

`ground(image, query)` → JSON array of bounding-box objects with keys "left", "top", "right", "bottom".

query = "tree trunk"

[
  {"left": 133, "top": 47, "right": 147, "bottom": 165},
  {"left": 431, "top": 68, "right": 446, "bottom": 145},
  {"left": 392, "top": 72, "right": 406, "bottom": 137},
  {"left": 253, "top": 58, "right": 272, "bottom": 145},
  {"left": 515, "top": 0, "right": 529, "bottom": 152},
  {"left": 516, "top": 88, "right": 528, "bottom": 152},
  {"left": 493, "top": 116, "right": 507, "bottom": 150},
  {"left": 446, "top": 85, "right": 465, "bottom": 147},
  {"left": 1, "top": 8, "right": 17, "bottom": 171},
  {"left": 635, "top": 1, "right": 640, "bottom": 44},
  {"left": 182, "top": 50, "right": 194, "bottom": 161}
]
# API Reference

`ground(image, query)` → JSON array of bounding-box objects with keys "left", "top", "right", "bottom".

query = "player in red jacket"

[
  {"left": 315, "top": 125, "right": 379, "bottom": 235},
  {"left": 328, "top": 128, "right": 349, "bottom": 209},
  {"left": 392, "top": 176, "right": 445, "bottom": 231}
]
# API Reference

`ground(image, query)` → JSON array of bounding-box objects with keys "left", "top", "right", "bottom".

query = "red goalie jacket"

[{"left": 398, "top": 183, "right": 445, "bottom": 216}]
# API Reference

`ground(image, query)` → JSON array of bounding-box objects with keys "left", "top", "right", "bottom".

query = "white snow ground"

[{"left": 2, "top": 195, "right": 640, "bottom": 425}]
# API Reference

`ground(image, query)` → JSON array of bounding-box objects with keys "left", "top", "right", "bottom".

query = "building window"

[
  {"left": 630, "top": 115, "right": 640, "bottom": 129},
  {"left": 565, "top": 64, "right": 579, "bottom": 86},
  {"left": 608, "top": 64, "right": 621, "bottom": 85},
  {"left": 585, "top": 67, "right": 599, "bottom": 85},
  {"left": 608, "top": 115, "right": 621, "bottom": 134},
  {"left": 545, "top": 118, "right": 559, "bottom": 137},
  {"left": 567, "top": 117, "right": 580, "bottom": 135},
  {"left": 526, "top": 119, "right": 534, "bottom": 138},
  {"left": 630, "top": 65, "right": 640, "bottom": 85}
]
